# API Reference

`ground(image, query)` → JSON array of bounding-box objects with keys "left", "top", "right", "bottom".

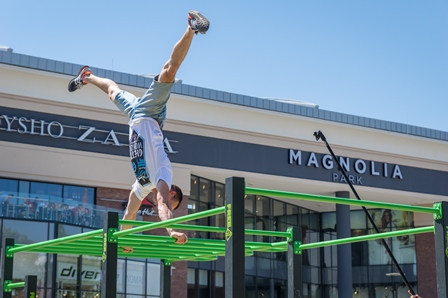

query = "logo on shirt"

[{"left": 130, "top": 130, "right": 150, "bottom": 186}]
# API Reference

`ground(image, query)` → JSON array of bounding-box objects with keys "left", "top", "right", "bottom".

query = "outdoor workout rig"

[{"left": 1, "top": 177, "right": 446, "bottom": 298}]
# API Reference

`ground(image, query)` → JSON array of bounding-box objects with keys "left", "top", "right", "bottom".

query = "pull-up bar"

[
  {"left": 112, "top": 206, "right": 226, "bottom": 238},
  {"left": 246, "top": 187, "right": 440, "bottom": 215}
]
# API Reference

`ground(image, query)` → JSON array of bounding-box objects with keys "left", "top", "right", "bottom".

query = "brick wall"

[
  {"left": 97, "top": 186, "right": 188, "bottom": 297},
  {"left": 415, "top": 232, "right": 436, "bottom": 297}
]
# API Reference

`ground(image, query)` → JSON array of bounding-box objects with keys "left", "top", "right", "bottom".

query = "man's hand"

[{"left": 170, "top": 231, "right": 188, "bottom": 244}]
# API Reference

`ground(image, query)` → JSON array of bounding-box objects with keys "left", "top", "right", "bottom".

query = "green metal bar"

[
  {"left": 114, "top": 206, "right": 226, "bottom": 238},
  {"left": 120, "top": 221, "right": 291, "bottom": 238},
  {"left": 4, "top": 281, "right": 25, "bottom": 290},
  {"left": 244, "top": 229, "right": 290, "bottom": 238},
  {"left": 19, "top": 248, "right": 220, "bottom": 262},
  {"left": 7, "top": 229, "right": 102, "bottom": 254},
  {"left": 300, "top": 226, "right": 433, "bottom": 251},
  {"left": 119, "top": 234, "right": 227, "bottom": 246},
  {"left": 246, "top": 187, "right": 439, "bottom": 215}
]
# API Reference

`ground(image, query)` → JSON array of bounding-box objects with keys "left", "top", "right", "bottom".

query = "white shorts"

[{"left": 128, "top": 117, "right": 173, "bottom": 200}]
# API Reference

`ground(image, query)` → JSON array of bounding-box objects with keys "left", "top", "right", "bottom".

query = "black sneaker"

[
  {"left": 68, "top": 66, "right": 92, "bottom": 92},
  {"left": 188, "top": 10, "right": 209, "bottom": 35}
]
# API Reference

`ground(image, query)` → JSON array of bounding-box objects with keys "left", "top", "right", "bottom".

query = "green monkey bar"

[
  {"left": 246, "top": 187, "right": 440, "bottom": 216},
  {"left": 6, "top": 205, "right": 293, "bottom": 261}
]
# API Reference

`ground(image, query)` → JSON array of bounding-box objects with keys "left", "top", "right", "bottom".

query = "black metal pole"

[
  {"left": 101, "top": 212, "right": 119, "bottom": 298},
  {"left": 434, "top": 201, "right": 448, "bottom": 298},
  {"left": 24, "top": 275, "right": 37, "bottom": 298},
  {"left": 313, "top": 130, "right": 416, "bottom": 295},
  {"left": 76, "top": 255, "right": 82, "bottom": 298},
  {"left": 225, "top": 177, "right": 246, "bottom": 298},
  {"left": 160, "top": 259, "right": 171, "bottom": 298},
  {"left": 1, "top": 238, "right": 14, "bottom": 298},
  {"left": 287, "top": 226, "right": 303, "bottom": 298},
  {"left": 336, "top": 191, "right": 353, "bottom": 297}
]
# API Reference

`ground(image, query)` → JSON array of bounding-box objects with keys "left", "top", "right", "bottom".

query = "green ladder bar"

[
  {"left": 246, "top": 187, "right": 439, "bottom": 215},
  {"left": 299, "top": 226, "right": 433, "bottom": 251},
  {"left": 7, "top": 229, "right": 102, "bottom": 254},
  {"left": 113, "top": 206, "right": 226, "bottom": 238},
  {"left": 120, "top": 221, "right": 291, "bottom": 238}
]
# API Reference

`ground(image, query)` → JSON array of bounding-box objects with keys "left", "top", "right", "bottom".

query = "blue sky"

[{"left": 2, "top": 1, "right": 447, "bottom": 131}]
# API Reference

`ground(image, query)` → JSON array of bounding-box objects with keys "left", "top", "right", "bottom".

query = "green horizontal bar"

[
  {"left": 120, "top": 222, "right": 291, "bottom": 238},
  {"left": 114, "top": 206, "right": 225, "bottom": 238},
  {"left": 8, "top": 229, "right": 102, "bottom": 254},
  {"left": 300, "top": 226, "right": 434, "bottom": 250},
  {"left": 118, "top": 234, "right": 227, "bottom": 246},
  {"left": 23, "top": 248, "right": 220, "bottom": 261},
  {"left": 245, "top": 229, "right": 290, "bottom": 238},
  {"left": 5, "top": 281, "right": 25, "bottom": 290},
  {"left": 246, "top": 187, "right": 438, "bottom": 214},
  {"left": 42, "top": 243, "right": 227, "bottom": 256}
]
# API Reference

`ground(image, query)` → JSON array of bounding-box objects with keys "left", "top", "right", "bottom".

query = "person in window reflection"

[
  {"left": 0, "top": 193, "right": 11, "bottom": 216},
  {"left": 67, "top": 11, "right": 210, "bottom": 251},
  {"left": 380, "top": 209, "right": 400, "bottom": 264}
]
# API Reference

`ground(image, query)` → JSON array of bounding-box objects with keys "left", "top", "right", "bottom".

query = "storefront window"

[
  {"left": 273, "top": 200, "right": 284, "bottom": 217},
  {"left": 82, "top": 255, "right": 101, "bottom": 297},
  {"left": 187, "top": 268, "right": 197, "bottom": 298},
  {"left": 146, "top": 262, "right": 160, "bottom": 296},
  {"left": 56, "top": 255, "right": 87, "bottom": 297},
  {"left": 63, "top": 185, "right": 94, "bottom": 205},
  {"left": 199, "top": 178, "right": 210, "bottom": 203},
  {"left": 245, "top": 276, "right": 256, "bottom": 298},
  {"left": 257, "top": 257, "right": 272, "bottom": 278},
  {"left": 117, "top": 259, "right": 125, "bottom": 294},
  {"left": 126, "top": 260, "right": 145, "bottom": 295},
  {"left": 0, "top": 178, "right": 18, "bottom": 195},
  {"left": 198, "top": 269, "right": 208, "bottom": 297},
  {"left": 0, "top": 179, "right": 95, "bottom": 208},
  {"left": 285, "top": 204, "right": 299, "bottom": 225},
  {"left": 274, "top": 278, "right": 287, "bottom": 297},
  {"left": 30, "top": 182, "right": 63, "bottom": 202},
  {"left": 245, "top": 195, "right": 254, "bottom": 214},
  {"left": 255, "top": 196, "right": 270, "bottom": 217},
  {"left": 215, "top": 271, "right": 224, "bottom": 298},
  {"left": 3, "top": 219, "right": 48, "bottom": 243},
  {"left": 214, "top": 183, "right": 225, "bottom": 206},
  {"left": 368, "top": 209, "right": 415, "bottom": 265},
  {"left": 12, "top": 252, "right": 47, "bottom": 292},
  {"left": 190, "top": 176, "right": 199, "bottom": 199},
  {"left": 256, "top": 277, "right": 270, "bottom": 297},
  {"left": 188, "top": 198, "right": 197, "bottom": 214}
]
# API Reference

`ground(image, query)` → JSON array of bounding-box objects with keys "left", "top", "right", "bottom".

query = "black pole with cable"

[{"left": 313, "top": 130, "right": 416, "bottom": 296}]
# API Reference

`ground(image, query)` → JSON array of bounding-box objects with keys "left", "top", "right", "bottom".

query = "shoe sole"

[
  {"left": 188, "top": 10, "right": 209, "bottom": 34},
  {"left": 68, "top": 65, "right": 91, "bottom": 92}
]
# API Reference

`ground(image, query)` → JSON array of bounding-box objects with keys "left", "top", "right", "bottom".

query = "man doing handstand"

[{"left": 67, "top": 10, "right": 210, "bottom": 250}]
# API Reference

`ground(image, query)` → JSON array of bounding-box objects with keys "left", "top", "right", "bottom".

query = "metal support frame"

[
  {"left": 287, "top": 226, "right": 303, "bottom": 297},
  {"left": 225, "top": 177, "right": 246, "bottom": 298},
  {"left": 336, "top": 191, "right": 352, "bottom": 298},
  {"left": 101, "top": 212, "right": 119, "bottom": 298},
  {"left": 24, "top": 275, "right": 37, "bottom": 298},
  {"left": 160, "top": 259, "right": 171, "bottom": 298},
  {"left": 1, "top": 238, "right": 14, "bottom": 298},
  {"left": 434, "top": 201, "right": 448, "bottom": 298},
  {"left": 76, "top": 254, "right": 82, "bottom": 298}
]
